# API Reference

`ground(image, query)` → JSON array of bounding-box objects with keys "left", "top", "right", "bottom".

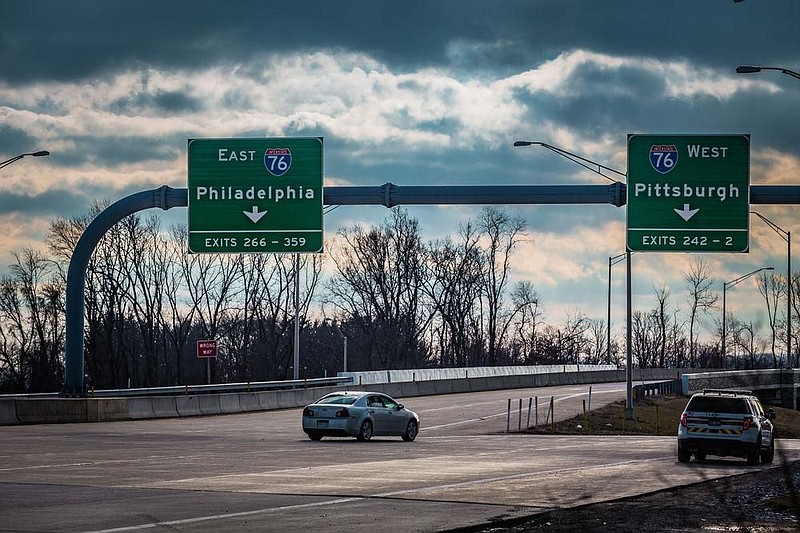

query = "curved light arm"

[
  {"left": 0, "top": 150, "right": 50, "bottom": 169},
  {"left": 724, "top": 266, "right": 774, "bottom": 291},
  {"left": 736, "top": 65, "right": 800, "bottom": 80},
  {"left": 609, "top": 252, "right": 628, "bottom": 267},
  {"left": 751, "top": 211, "right": 789, "bottom": 242},
  {"left": 513, "top": 141, "right": 626, "bottom": 183}
]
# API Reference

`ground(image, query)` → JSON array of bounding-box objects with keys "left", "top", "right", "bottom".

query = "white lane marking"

[
  {"left": 80, "top": 455, "right": 675, "bottom": 533},
  {"left": 80, "top": 497, "right": 363, "bottom": 532}
]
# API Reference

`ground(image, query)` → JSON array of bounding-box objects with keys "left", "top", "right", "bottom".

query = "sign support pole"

[
  {"left": 293, "top": 253, "right": 300, "bottom": 381},
  {"left": 626, "top": 251, "right": 634, "bottom": 420}
]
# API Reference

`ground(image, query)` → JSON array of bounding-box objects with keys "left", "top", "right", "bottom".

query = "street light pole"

[
  {"left": 722, "top": 266, "right": 774, "bottom": 368},
  {"left": 751, "top": 211, "right": 792, "bottom": 367},
  {"left": 736, "top": 64, "right": 797, "bottom": 365},
  {"left": 514, "top": 140, "right": 634, "bottom": 419},
  {"left": 0, "top": 150, "right": 50, "bottom": 169},
  {"left": 607, "top": 252, "right": 627, "bottom": 363},
  {"left": 736, "top": 65, "right": 800, "bottom": 81},
  {"left": 324, "top": 318, "right": 349, "bottom": 374}
]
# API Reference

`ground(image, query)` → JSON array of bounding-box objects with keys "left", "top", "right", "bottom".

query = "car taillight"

[
  {"left": 743, "top": 417, "right": 752, "bottom": 430},
  {"left": 335, "top": 408, "right": 350, "bottom": 418},
  {"left": 680, "top": 413, "right": 687, "bottom": 427},
  {"left": 303, "top": 407, "right": 314, "bottom": 417}
]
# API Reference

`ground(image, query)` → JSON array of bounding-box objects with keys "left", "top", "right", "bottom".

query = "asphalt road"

[{"left": 1, "top": 382, "right": 798, "bottom": 532}]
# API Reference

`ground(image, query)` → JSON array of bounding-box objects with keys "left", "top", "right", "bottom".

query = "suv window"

[
  {"left": 686, "top": 396, "right": 750, "bottom": 414},
  {"left": 749, "top": 398, "right": 765, "bottom": 417}
]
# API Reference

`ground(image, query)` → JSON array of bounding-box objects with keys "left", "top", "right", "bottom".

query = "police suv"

[{"left": 677, "top": 389, "right": 775, "bottom": 465}]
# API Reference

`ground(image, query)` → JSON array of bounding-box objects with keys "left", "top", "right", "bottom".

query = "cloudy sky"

[{"left": 2, "top": 0, "right": 799, "bottom": 340}]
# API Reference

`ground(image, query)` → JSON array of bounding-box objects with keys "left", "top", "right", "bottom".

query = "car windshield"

[
  {"left": 317, "top": 395, "right": 358, "bottom": 405},
  {"left": 687, "top": 396, "right": 749, "bottom": 414}
]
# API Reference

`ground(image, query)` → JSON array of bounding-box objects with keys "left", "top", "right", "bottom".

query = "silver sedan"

[{"left": 302, "top": 391, "right": 420, "bottom": 442}]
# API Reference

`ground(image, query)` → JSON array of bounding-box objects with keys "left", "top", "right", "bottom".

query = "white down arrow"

[
  {"left": 674, "top": 204, "right": 699, "bottom": 222},
  {"left": 244, "top": 206, "right": 267, "bottom": 223}
]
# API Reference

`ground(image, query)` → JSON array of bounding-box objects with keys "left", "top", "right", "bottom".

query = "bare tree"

[
  {"left": 585, "top": 318, "right": 607, "bottom": 365},
  {"left": 684, "top": 258, "right": 718, "bottom": 367},
  {"left": 653, "top": 284, "right": 672, "bottom": 368},
  {"left": 327, "top": 209, "right": 434, "bottom": 370},
  {"left": 508, "top": 281, "right": 543, "bottom": 365},
  {"left": 424, "top": 223, "right": 485, "bottom": 367},
  {"left": 0, "top": 249, "right": 64, "bottom": 392},
  {"left": 178, "top": 240, "right": 242, "bottom": 383},
  {"left": 163, "top": 225, "right": 196, "bottom": 384},
  {"left": 117, "top": 214, "right": 171, "bottom": 388},
  {"left": 757, "top": 271, "right": 784, "bottom": 368},
  {"left": 478, "top": 207, "right": 526, "bottom": 365},
  {"left": 631, "top": 310, "right": 659, "bottom": 368}
]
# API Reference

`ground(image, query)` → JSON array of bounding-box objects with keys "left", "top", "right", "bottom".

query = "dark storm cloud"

[
  {"left": 109, "top": 90, "right": 203, "bottom": 115},
  {"left": 0, "top": 189, "right": 88, "bottom": 216},
  {"left": 3, "top": 1, "right": 797, "bottom": 84},
  {"left": 493, "top": 1, "right": 800, "bottom": 70},
  {"left": 0, "top": 1, "right": 480, "bottom": 83},
  {"left": 85, "top": 136, "right": 183, "bottom": 167},
  {"left": 0, "top": 127, "right": 46, "bottom": 157}
]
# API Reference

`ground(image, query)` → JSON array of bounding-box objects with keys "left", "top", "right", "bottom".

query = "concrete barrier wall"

[
  {"left": 682, "top": 369, "right": 784, "bottom": 395},
  {"left": 0, "top": 399, "right": 19, "bottom": 425},
  {"left": 256, "top": 391, "right": 279, "bottom": 411},
  {"left": 86, "top": 398, "right": 129, "bottom": 422},
  {"left": 0, "top": 366, "right": 754, "bottom": 425},
  {"left": 199, "top": 395, "right": 222, "bottom": 415},
  {"left": 682, "top": 369, "right": 800, "bottom": 408},
  {"left": 176, "top": 396, "right": 202, "bottom": 417},
  {"left": 341, "top": 364, "right": 617, "bottom": 385},
  {"left": 128, "top": 397, "right": 156, "bottom": 420},
  {"left": 219, "top": 394, "right": 243, "bottom": 414},
  {"left": 16, "top": 399, "right": 87, "bottom": 424},
  {"left": 274, "top": 390, "right": 297, "bottom": 409},
  {"left": 151, "top": 397, "right": 179, "bottom": 418},
  {"left": 238, "top": 393, "right": 262, "bottom": 412}
]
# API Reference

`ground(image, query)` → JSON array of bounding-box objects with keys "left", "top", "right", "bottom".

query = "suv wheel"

[
  {"left": 746, "top": 437, "right": 761, "bottom": 465},
  {"left": 761, "top": 439, "right": 775, "bottom": 464},
  {"left": 678, "top": 445, "right": 691, "bottom": 463}
]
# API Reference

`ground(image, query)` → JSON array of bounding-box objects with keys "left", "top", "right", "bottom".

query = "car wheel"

[
  {"left": 357, "top": 419, "right": 373, "bottom": 441},
  {"left": 307, "top": 431, "right": 322, "bottom": 441},
  {"left": 402, "top": 419, "right": 418, "bottom": 442},
  {"left": 761, "top": 439, "right": 775, "bottom": 464}
]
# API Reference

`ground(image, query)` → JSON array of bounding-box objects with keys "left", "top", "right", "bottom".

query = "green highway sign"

[
  {"left": 188, "top": 137, "right": 323, "bottom": 253},
  {"left": 626, "top": 134, "right": 750, "bottom": 253}
]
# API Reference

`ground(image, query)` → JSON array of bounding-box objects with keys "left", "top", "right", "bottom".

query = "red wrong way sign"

[{"left": 196, "top": 339, "right": 218, "bottom": 358}]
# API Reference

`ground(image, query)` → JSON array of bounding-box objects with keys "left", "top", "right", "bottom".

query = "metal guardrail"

[
  {"left": 1, "top": 376, "right": 354, "bottom": 399},
  {"left": 632, "top": 379, "right": 682, "bottom": 401}
]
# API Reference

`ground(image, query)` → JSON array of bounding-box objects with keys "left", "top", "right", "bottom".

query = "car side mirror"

[
  {"left": 767, "top": 409, "right": 776, "bottom": 420},
  {"left": 397, "top": 404, "right": 404, "bottom": 411}
]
